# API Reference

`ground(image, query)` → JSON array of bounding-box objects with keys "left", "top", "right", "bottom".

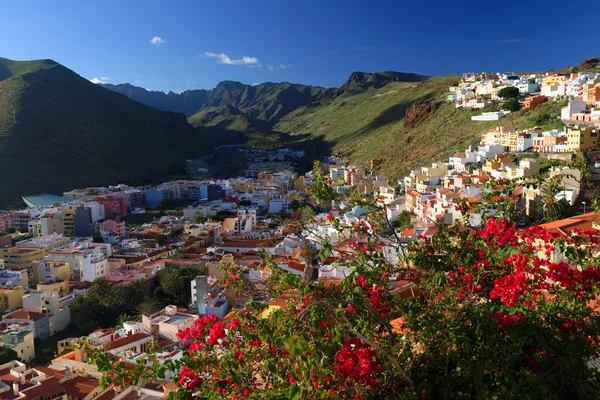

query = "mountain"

[
  {"left": 338, "top": 71, "right": 427, "bottom": 92},
  {"left": 101, "top": 81, "right": 335, "bottom": 123},
  {"left": 0, "top": 57, "right": 204, "bottom": 208},
  {"left": 100, "top": 83, "right": 209, "bottom": 117}
]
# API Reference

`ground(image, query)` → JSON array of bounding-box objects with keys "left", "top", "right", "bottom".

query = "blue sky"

[{"left": 1, "top": 0, "right": 598, "bottom": 92}]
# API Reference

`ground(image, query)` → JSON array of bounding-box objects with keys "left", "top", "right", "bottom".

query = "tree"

[
  {"left": 157, "top": 198, "right": 177, "bottom": 210},
  {"left": 87, "top": 278, "right": 118, "bottom": 309},
  {"left": 498, "top": 86, "right": 520, "bottom": 99},
  {"left": 168, "top": 228, "right": 183, "bottom": 238},
  {"left": 502, "top": 97, "right": 521, "bottom": 112},
  {"left": 71, "top": 296, "right": 101, "bottom": 334},
  {"left": 0, "top": 346, "right": 18, "bottom": 364},
  {"left": 88, "top": 165, "right": 600, "bottom": 399},
  {"left": 92, "top": 231, "right": 104, "bottom": 243},
  {"left": 193, "top": 212, "right": 207, "bottom": 224},
  {"left": 155, "top": 234, "right": 167, "bottom": 246},
  {"left": 116, "top": 313, "right": 137, "bottom": 328},
  {"left": 136, "top": 299, "right": 162, "bottom": 317},
  {"left": 121, "top": 281, "right": 149, "bottom": 314},
  {"left": 158, "top": 267, "right": 185, "bottom": 299}
]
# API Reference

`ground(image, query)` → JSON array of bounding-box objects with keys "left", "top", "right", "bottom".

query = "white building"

[
  {"left": 561, "top": 101, "right": 587, "bottom": 121},
  {"left": 268, "top": 198, "right": 292, "bottom": 214},
  {"left": 22, "top": 290, "right": 71, "bottom": 337},
  {"left": 190, "top": 276, "right": 228, "bottom": 320}
]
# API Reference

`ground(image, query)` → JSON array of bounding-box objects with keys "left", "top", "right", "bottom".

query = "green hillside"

[
  {"left": 102, "top": 80, "right": 335, "bottom": 123},
  {"left": 276, "top": 75, "right": 566, "bottom": 180},
  {"left": 0, "top": 58, "right": 204, "bottom": 208}
]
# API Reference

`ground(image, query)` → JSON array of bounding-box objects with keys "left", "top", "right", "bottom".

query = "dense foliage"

[{"left": 89, "top": 166, "right": 600, "bottom": 399}]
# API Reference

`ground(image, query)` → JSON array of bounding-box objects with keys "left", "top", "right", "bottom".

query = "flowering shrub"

[{"left": 88, "top": 165, "right": 600, "bottom": 399}]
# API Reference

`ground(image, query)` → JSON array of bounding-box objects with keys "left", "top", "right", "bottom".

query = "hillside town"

[{"left": 1, "top": 69, "right": 600, "bottom": 399}]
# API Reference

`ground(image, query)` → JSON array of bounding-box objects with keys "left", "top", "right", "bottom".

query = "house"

[
  {"left": 0, "top": 287, "right": 25, "bottom": 311},
  {"left": 105, "top": 332, "right": 153, "bottom": 357},
  {"left": 561, "top": 101, "right": 587, "bottom": 121},
  {"left": 32, "top": 260, "right": 70, "bottom": 285},
  {"left": 522, "top": 95, "right": 546, "bottom": 109},
  {"left": 2, "top": 309, "right": 50, "bottom": 340},
  {"left": 566, "top": 125, "right": 599, "bottom": 152},
  {"left": 0, "top": 320, "right": 35, "bottom": 362},
  {"left": 143, "top": 305, "right": 198, "bottom": 342},
  {"left": 22, "top": 290, "right": 71, "bottom": 337},
  {"left": 0, "top": 269, "right": 28, "bottom": 288},
  {"left": 190, "top": 277, "right": 228, "bottom": 320}
]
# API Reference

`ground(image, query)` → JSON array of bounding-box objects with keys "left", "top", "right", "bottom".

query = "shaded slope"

[{"left": 0, "top": 58, "right": 203, "bottom": 207}]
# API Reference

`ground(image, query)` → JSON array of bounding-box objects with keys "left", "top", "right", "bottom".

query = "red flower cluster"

[
  {"left": 178, "top": 366, "right": 201, "bottom": 389},
  {"left": 493, "top": 312, "right": 526, "bottom": 329},
  {"left": 335, "top": 339, "right": 381, "bottom": 388},
  {"left": 489, "top": 271, "right": 528, "bottom": 307},
  {"left": 478, "top": 217, "right": 518, "bottom": 247}
]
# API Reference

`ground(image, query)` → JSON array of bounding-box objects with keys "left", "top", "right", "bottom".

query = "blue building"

[{"left": 145, "top": 189, "right": 164, "bottom": 208}]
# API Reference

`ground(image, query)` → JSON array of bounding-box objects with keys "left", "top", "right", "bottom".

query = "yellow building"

[
  {"left": 62, "top": 209, "right": 76, "bottom": 236},
  {"left": 32, "top": 260, "right": 70, "bottom": 284},
  {"left": 0, "top": 247, "right": 46, "bottom": 270},
  {"left": 542, "top": 75, "right": 567, "bottom": 87},
  {"left": 0, "top": 287, "right": 25, "bottom": 310},
  {"left": 293, "top": 176, "right": 305, "bottom": 190},
  {"left": 484, "top": 153, "right": 513, "bottom": 173},
  {"left": 258, "top": 298, "right": 287, "bottom": 319},
  {"left": 37, "top": 280, "right": 70, "bottom": 296},
  {"left": 0, "top": 321, "right": 35, "bottom": 362},
  {"left": 567, "top": 125, "right": 599, "bottom": 152}
]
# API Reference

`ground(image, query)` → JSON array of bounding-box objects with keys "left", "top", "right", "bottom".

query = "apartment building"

[{"left": 566, "top": 125, "right": 599, "bottom": 152}]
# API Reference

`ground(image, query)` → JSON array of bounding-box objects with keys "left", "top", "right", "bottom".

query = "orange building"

[
  {"left": 588, "top": 83, "right": 600, "bottom": 106},
  {"left": 522, "top": 95, "right": 546, "bottom": 109}
]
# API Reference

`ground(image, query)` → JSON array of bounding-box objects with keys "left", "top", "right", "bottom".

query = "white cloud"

[
  {"left": 90, "top": 76, "right": 110, "bottom": 84},
  {"left": 252, "top": 83, "right": 260, "bottom": 86},
  {"left": 162, "top": 79, "right": 171, "bottom": 83},
  {"left": 150, "top": 36, "right": 167, "bottom": 46},
  {"left": 134, "top": 80, "right": 144, "bottom": 85},
  {"left": 185, "top": 80, "right": 196, "bottom": 85},
  {"left": 202, "top": 51, "right": 261, "bottom": 67},
  {"left": 267, "top": 64, "right": 288, "bottom": 71}
]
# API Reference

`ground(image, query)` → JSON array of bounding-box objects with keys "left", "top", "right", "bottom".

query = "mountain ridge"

[{"left": 0, "top": 57, "right": 204, "bottom": 208}]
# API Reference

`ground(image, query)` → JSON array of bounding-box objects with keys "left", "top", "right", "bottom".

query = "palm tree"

[
  {"left": 541, "top": 179, "right": 570, "bottom": 222},
  {"left": 115, "top": 313, "right": 139, "bottom": 328},
  {"left": 71, "top": 296, "right": 100, "bottom": 334},
  {"left": 87, "top": 277, "right": 117, "bottom": 309},
  {"left": 122, "top": 281, "right": 149, "bottom": 314},
  {"left": 136, "top": 299, "right": 161, "bottom": 317},
  {"left": 159, "top": 267, "right": 184, "bottom": 299}
]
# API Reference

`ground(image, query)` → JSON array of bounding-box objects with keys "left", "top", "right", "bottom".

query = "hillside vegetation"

[
  {"left": 0, "top": 58, "right": 204, "bottom": 208},
  {"left": 276, "top": 76, "right": 566, "bottom": 180}
]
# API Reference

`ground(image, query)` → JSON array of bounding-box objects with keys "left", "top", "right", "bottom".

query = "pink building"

[
  {"left": 0, "top": 212, "right": 11, "bottom": 232},
  {"left": 94, "top": 196, "right": 128, "bottom": 217},
  {"left": 96, "top": 219, "right": 126, "bottom": 237}
]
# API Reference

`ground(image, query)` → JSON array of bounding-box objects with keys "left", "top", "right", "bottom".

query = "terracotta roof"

[
  {"left": 20, "top": 377, "right": 65, "bottom": 399},
  {"left": 60, "top": 376, "right": 100, "bottom": 398},
  {"left": 5, "top": 309, "right": 46, "bottom": 321},
  {"left": 106, "top": 333, "right": 152, "bottom": 350},
  {"left": 541, "top": 212, "right": 600, "bottom": 236}
]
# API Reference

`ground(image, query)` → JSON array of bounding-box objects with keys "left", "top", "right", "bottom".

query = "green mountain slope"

[
  {"left": 276, "top": 75, "right": 565, "bottom": 181},
  {"left": 101, "top": 80, "right": 336, "bottom": 123},
  {"left": 0, "top": 58, "right": 204, "bottom": 208}
]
